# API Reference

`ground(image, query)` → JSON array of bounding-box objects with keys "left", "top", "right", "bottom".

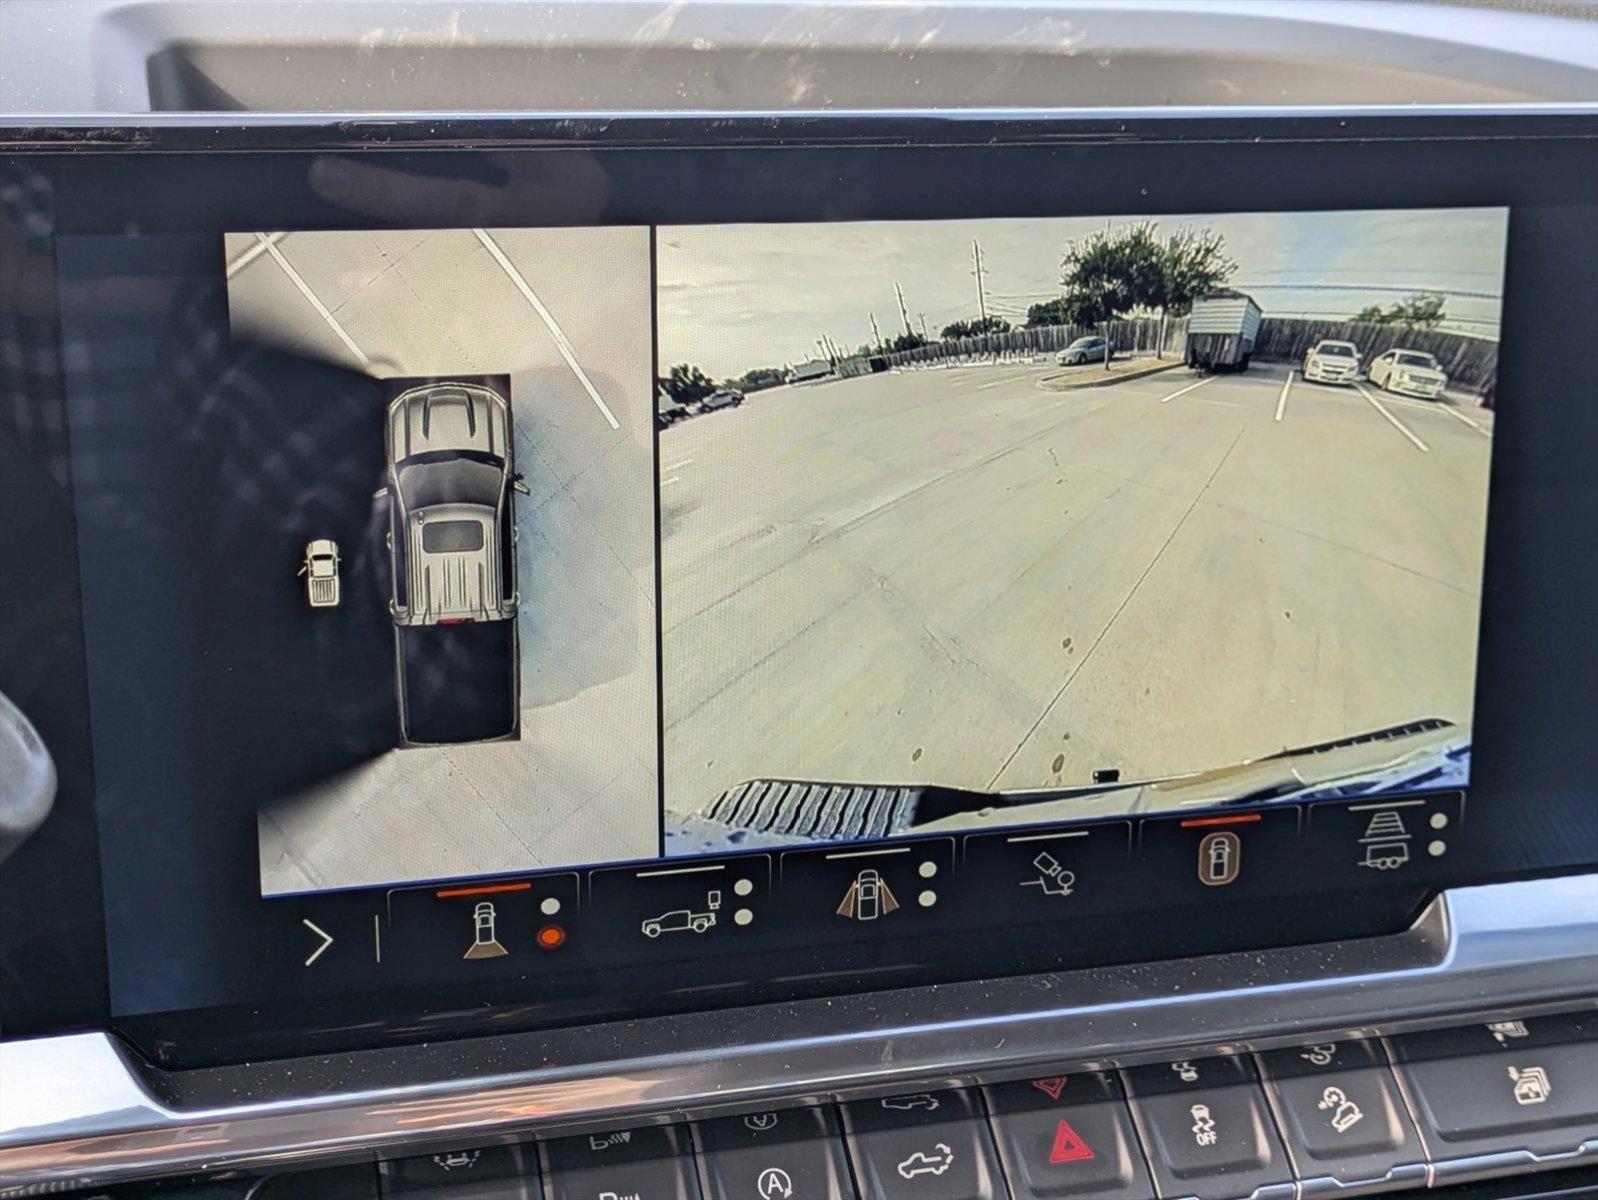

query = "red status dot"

[{"left": 536, "top": 924, "right": 567, "bottom": 950}]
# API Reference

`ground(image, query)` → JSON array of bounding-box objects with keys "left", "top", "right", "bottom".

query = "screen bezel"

[{"left": 1, "top": 109, "right": 1594, "bottom": 1067}]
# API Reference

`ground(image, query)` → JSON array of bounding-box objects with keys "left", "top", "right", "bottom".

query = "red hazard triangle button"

[{"left": 1048, "top": 1117, "right": 1096, "bottom": 1164}]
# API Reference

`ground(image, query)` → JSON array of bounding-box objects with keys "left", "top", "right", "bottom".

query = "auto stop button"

[
  {"left": 1257, "top": 1039, "right": 1426, "bottom": 1195},
  {"left": 1123, "top": 1056, "right": 1295, "bottom": 1200},
  {"left": 843, "top": 1089, "right": 1003, "bottom": 1200}
]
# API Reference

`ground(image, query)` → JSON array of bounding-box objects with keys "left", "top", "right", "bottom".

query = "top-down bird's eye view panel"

[{"left": 0, "top": 3, "right": 1595, "bottom": 1200}]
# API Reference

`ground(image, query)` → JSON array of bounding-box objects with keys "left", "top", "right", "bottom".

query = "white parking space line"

[
  {"left": 227, "top": 231, "right": 285, "bottom": 278},
  {"left": 664, "top": 459, "right": 694, "bottom": 472},
  {"left": 1159, "top": 375, "right": 1218, "bottom": 404},
  {"left": 1436, "top": 404, "right": 1492, "bottom": 436},
  {"left": 662, "top": 476, "right": 681, "bottom": 487},
  {"left": 1354, "top": 381, "right": 1430, "bottom": 453},
  {"left": 1275, "top": 371, "right": 1293, "bottom": 422},
  {"left": 472, "top": 228, "right": 620, "bottom": 431},
  {"left": 257, "top": 233, "right": 370, "bottom": 367}
]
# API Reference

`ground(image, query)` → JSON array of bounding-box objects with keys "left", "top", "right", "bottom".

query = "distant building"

[{"left": 786, "top": 359, "right": 834, "bottom": 384}]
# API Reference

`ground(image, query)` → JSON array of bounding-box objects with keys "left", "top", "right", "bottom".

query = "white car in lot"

[
  {"left": 1368, "top": 349, "right": 1449, "bottom": 400},
  {"left": 1302, "top": 340, "right": 1362, "bottom": 385}
]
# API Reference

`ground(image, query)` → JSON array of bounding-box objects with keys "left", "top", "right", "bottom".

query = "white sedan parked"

[
  {"left": 1301, "top": 339, "right": 1362, "bottom": 385},
  {"left": 1368, "top": 349, "right": 1449, "bottom": 400}
]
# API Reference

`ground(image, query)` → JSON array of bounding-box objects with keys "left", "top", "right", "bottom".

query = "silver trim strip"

[
  {"left": 1, "top": 100, "right": 1596, "bottom": 134},
  {"left": 0, "top": 874, "right": 1594, "bottom": 1193}
]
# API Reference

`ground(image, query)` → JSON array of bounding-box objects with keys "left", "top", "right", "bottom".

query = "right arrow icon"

[
  {"left": 1048, "top": 1118, "right": 1095, "bottom": 1164},
  {"left": 302, "top": 918, "right": 334, "bottom": 967}
]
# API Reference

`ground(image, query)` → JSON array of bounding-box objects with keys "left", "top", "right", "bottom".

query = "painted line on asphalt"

[
  {"left": 1437, "top": 404, "right": 1491, "bottom": 436},
  {"left": 1159, "top": 375, "right": 1218, "bottom": 404},
  {"left": 664, "top": 458, "right": 694, "bottom": 472},
  {"left": 472, "top": 228, "right": 620, "bottom": 431},
  {"left": 227, "top": 231, "right": 285, "bottom": 277},
  {"left": 1275, "top": 371, "right": 1293, "bottom": 422},
  {"left": 1354, "top": 381, "right": 1429, "bottom": 452},
  {"left": 662, "top": 476, "right": 681, "bottom": 487},
  {"left": 257, "top": 233, "right": 370, "bottom": 367},
  {"left": 1373, "top": 390, "right": 1489, "bottom": 434}
]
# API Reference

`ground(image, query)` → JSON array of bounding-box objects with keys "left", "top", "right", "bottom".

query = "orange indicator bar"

[
  {"left": 435, "top": 881, "right": 533, "bottom": 899},
  {"left": 1179, "top": 813, "right": 1264, "bottom": 829}
]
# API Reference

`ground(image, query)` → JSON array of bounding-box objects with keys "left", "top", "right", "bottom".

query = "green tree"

[
  {"left": 726, "top": 366, "right": 787, "bottom": 393},
  {"left": 940, "top": 315, "right": 1011, "bottom": 339},
  {"left": 1353, "top": 292, "right": 1447, "bottom": 329},
  {"left": 887, "top": 331, "right": 929, "bottom": 353},
  {"left": 660, "top": 363, "right": 717, "bottom": 405},
  {"left": 1156, "top": 226, "right": 1237, "bottom": 318}
]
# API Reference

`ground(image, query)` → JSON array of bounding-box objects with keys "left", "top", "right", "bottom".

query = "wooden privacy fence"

[{"left": 881, "top": 315, "right": 1498, "bottom": 396}]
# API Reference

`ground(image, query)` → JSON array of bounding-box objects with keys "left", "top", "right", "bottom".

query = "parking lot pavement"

[
  {"left": 660, "top": 360, "right": 1492, "bottom": 821},
  {"left": 228, "top": 229, "right": 658, "bottom": 894}
]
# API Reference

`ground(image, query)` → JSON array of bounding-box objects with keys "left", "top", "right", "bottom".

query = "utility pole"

[
  {"left": 869, "top": 312, "right": 882, "bottom": 351},
  {"left": 895, "top": 282, "right": 913, "bottom": 336},
  {"left": 919, "top": 313, "right": 929, "bottom": 339},
  {"left": 972, "top": 239, "right": 988, "bottom": 326}
]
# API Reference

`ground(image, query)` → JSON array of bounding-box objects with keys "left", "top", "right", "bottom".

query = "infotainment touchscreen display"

[
  {"left": 1, "top": 114, "right": 1593, "bottom": 1059},
  {"left": 188, "top": 206, "right": 1504, "bottom": 897}
]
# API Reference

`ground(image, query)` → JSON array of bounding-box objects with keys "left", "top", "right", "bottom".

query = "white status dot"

[
  {"left": 918, "top": 890, "right": 938, "bottom": 908},
  {"left": 1430, "top": 812, "right": 1449, "bottom": 830},
  {"left": 918, "top": 861, "right": 938, "bottom": 879},
  {"left": 1428, "top": 840, "right": 1448, "bottom": 858},
  {"left": 540, "top": 897, "right": 561, "bottom": 916},
  {"left": 734, "top": 908, "right": 754, "bottom": 926},
  {"left": 734, "top": 878, "right": 754, "bottom": 897}
]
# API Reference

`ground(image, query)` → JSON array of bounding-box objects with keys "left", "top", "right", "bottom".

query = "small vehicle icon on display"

[
  {"left": 298, "top": 539, "right": 341, "bottom": 609},
  {"left": 640, "top": 891, "right": 721, "bottom": 937}
]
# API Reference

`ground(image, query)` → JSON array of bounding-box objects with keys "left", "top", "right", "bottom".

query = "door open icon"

[{"left": 463, "top": 901, "right": 509, "bottom": 960}]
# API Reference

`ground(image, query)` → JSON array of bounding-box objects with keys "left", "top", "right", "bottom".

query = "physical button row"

[{"left": 367, "top": 1010, "right": 1596, "bottom": 1200}]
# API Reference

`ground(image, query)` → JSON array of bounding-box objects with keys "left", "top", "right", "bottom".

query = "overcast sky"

[{"left": 655, "top": 207, "right": 1508, "bottom": 381}]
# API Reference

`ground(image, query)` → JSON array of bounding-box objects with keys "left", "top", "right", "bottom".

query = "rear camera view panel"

[
  {"left": 657, "top": 209, "right": 1505, "bottom": 854},
  {"left": 223, "top": 229, "right": 658, "bottom": 895}
]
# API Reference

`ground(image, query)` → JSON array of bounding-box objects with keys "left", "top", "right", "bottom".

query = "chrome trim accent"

[
  {"left": 1, "top": 101, "right": 1597, "bottom": 137},
  {"left": 1, "top": 874, "right": 1594, "bottom": 1193}
]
